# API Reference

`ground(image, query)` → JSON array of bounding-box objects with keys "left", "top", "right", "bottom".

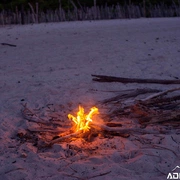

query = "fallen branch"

[
  {"left": 27, "top": 128, "right": 67, "bottom": 133},
  {"left": 106, "top": 122, "right": 122, "bottom": 127},
  {"left": 140, "top": 88, "right": 180, "bottom": 102},
  {"left": 21, "top": 103, "right": 51, "bottom": 125},
  {"left": 21, "top": 103, "right": 71, "bottom": 127},
  {"left": 103, "top": 88, "right": 180, "bottom": 125},
  {"left": 90, "top": 122, "right": 172, "bottom": 135},
  {"left": 48, "top": 130, "right": 83, "bottom": 146},
  {"left": 102, "top": 88, "right": 161, "bottom": 103},
  {"left": 138, "top": 110, "right": 180, "bottom": 125},
  {"left": 1, "top": 43, "right": 17, "bottom": 47},
  {"left": 92, "top": 74, "right": 180, "bottom": 84}
]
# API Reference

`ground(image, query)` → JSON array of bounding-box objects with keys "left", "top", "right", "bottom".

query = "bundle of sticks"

[
  {"left": 92, "top": 74, "right": 180, "bottom": 127},
  {"left": 19, "top": 75, "right": 180, "bottom": 148}
]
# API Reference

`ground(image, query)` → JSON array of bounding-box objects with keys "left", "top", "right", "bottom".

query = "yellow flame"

[{"left": 68, "top": 105, "right": 99, "bottom": 132}]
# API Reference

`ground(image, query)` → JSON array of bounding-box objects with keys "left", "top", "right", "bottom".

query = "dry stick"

[
  {"left": 21, "top": 103, "right": 70, "bottom": 127},
  {"left": 48, "top": 130, "right": 83, "bottom": 145},
  {"left": 28, "top": 3, "right": 36, "bottom": 23},
  {"left": 142, "top": 145, "right": 178, "bottom": 157},
  {"left": 4, "top": 168, "right": 24, "bottom": 175},
  {"left": 141, "top": 87, "right": 180, "bottom": 102},
  {"left": 62, "top": 173, "right": 85, "bottom": 180},
  {"left": 139, "top": 110, "right": 180, "bottom": 125},
  {"left": 142, "top": 95, "right": 180, "bottom": 107},
  {"left": 63, "top": 170, "right": 111, "bottom": 180},
  {"left": 27, "top": 128, "right": 68, "bottom": 133},
  {"left": 88, "top": 171, "right": 111, "bottom": 179},
  {"left": 1, "top": 43, "right": 17, "bottom": 47},
  {"left": 107, "top": 88, "right": 180, "bottom": 118},
  {"left": 102, "top": 88, "right": 161, "bottom": 103},
  {"left": 21, "top": 104, "right": 61, "bottom": 126},
  {"left": 21, "top": 105, "right": 51, "bottom": 125},
  {"left": 22, "top": 104, "right": 44, "bottom": 121},
  {"left": 92, "top": 74, "right": 180, "bottom": 84},
  {"left": 106, "top": 122, "right": 122, "bottom": 127},
  {"left": 90, "top": 122, "right": 171, "bottom": 135},
  {"left": 48, "top": 122, "right": 127, "bottom": 145}
]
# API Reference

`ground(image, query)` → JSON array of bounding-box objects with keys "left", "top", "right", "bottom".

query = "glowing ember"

[{"left": 68, "top": 105, "right": 99, "bottom": 132}]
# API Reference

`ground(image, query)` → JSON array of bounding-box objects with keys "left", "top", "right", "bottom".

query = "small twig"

[
  {"left": 171, "top": 136, "right": 178, "bottom": 144},
  {"left": 89, "top": 171, "right": 111, "bottom": 179},
  {"left": 63, "top": 170, "right": 111, "bottom": 180},
  {"left": 106, "top": 122, "right": 122, "bottom": 127},
  {"left": 142, "top": 145, "right": 178, "bottom": 157},
  {"left": 4, "top": 168, "right": 24, "bottom": 174},
  {"left": 27, "top": 128, "right": 67, "bottom": 133},
  {"left": 21, "top": 103, "right": 59, "bottom": 126},
  {"left": 62, "top": 173, "right": 85, "bottom": 180},
  {"left": 1, "top": 43, "right": 17, "bottom": 47},
  {"left": 139, "top": 110, "right": 180, "bottom": 125}
]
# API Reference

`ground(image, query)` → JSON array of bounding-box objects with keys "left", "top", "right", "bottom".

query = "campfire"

[
  {"left": 20, "top": 103, "right": 126, "bottom": 148},
  {"left": 68, "top": 105, "right": 99, "bottom": 133},
  {"left": 20, "top": 75, "right": 180, "bottom": 149}
]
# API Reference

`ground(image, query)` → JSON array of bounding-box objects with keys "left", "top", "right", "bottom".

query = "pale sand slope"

[{"left": 0, "top": 18, "right": 180, "bottom": 180}]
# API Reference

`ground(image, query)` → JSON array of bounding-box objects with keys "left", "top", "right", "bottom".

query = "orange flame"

[{"left": 68, "top": 105, "right": 99, "bottom": 132}]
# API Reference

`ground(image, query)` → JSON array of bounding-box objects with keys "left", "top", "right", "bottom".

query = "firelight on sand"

[{"left": 68, "top": 106, "right": 99, "bottom": 132}]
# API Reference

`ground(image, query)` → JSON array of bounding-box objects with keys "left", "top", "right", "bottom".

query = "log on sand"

[{"left": 92, "top": 74, "right": 180, "bottom": 84}]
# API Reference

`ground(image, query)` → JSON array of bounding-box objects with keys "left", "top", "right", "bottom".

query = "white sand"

[{"left": 0, "top": 18, "right": 180, "bottom": 180}]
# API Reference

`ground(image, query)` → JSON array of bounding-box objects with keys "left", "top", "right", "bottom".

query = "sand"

[{"left": 0, "top": 17, "right": 180, "bottom": 180}]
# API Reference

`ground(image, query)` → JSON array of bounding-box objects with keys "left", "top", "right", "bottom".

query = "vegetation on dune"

[
  {"left": 0, "top": 0, "right": 179, "bottom": 25},
  {"left": 0, "top": 0, "right": 180, "bottom": 11}
]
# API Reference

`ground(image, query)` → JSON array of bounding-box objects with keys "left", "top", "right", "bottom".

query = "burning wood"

[
  {"left": 47, "top": 106, "right": 100, "bottom": 146},
  {"left": 68, "top": 105, "right": 99, "bottom": 132},
  {"left": 20, "top": 87, "right": 180, "bottom": 149}
]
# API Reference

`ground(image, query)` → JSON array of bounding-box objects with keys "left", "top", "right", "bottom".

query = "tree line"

[
  {"left": 0, "top": 0, "right": 179, "bottom": 25},
  {"left": 0, "top": 0, "right": 180, "bottom": 11}
]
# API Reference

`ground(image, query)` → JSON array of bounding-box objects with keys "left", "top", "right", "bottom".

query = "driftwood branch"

[
  {"left": 138, "top": 110, "right": 180, "bottom": 125},
  {"left": 102, "top": 88, "right": 161, "bottom": 103},
  {"left": 100, "top": 87, "right": 180, "bottom": 127},
  {"left": 92, "top": 74, "right": 180, "bottom": 84},
  {"left": 1, "top": 43, "right": 17, "bottom": 47},
  {"left": 141, "top": 88, "right": 180, "bottom": 102},
  {"left": 90, "top": 122, "right": 172, "bottom": 135},
  {"left": 48, "top": 130, "right": 83, "bottom": 146}
]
